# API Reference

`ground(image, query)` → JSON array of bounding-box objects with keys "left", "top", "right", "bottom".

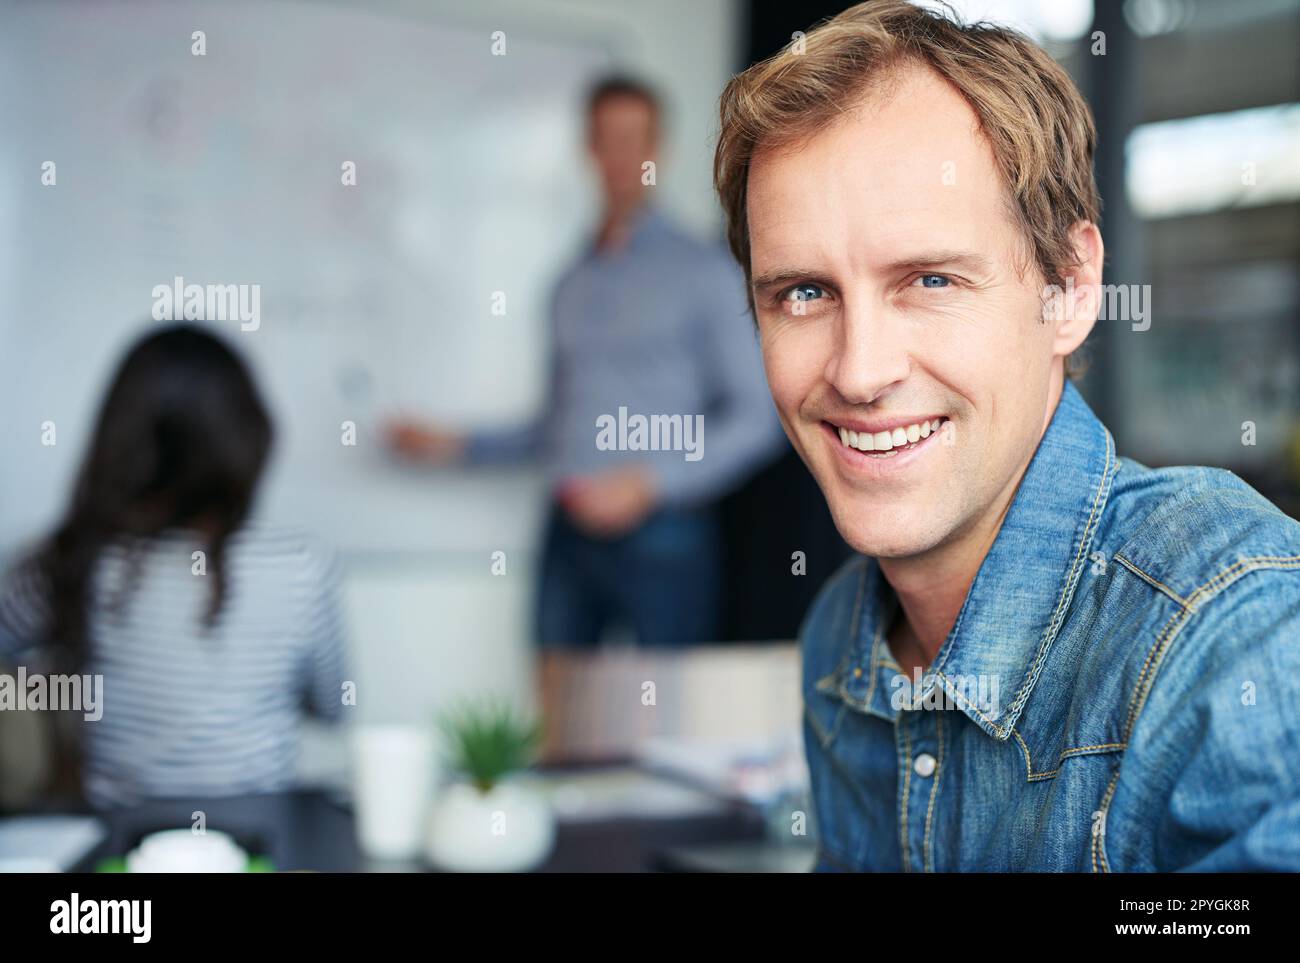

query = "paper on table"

[
  {"left": 0, "top": 815, "right": 107, "bottom": 873},
  {"left": 635, "top": 734, "right": 809, "bottom": 806},
  {"left": 526, "top": 767, "right": 730, "bottom": 822}
]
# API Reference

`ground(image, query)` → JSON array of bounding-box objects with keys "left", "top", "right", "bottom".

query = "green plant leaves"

[{"left": 438, "top": 697, "right": 541, "bottom": 793}]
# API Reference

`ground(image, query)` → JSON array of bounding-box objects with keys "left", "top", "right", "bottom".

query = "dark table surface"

[{"left": 75, "top": 783, "right": 776, "bottom": 873}]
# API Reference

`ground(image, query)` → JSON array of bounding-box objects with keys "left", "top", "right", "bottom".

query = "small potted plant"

[{"left": 426, "top": 699, "right": 554, "bottom": 872}]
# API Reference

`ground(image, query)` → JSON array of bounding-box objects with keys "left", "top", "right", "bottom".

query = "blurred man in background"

[{"left": 389, "top": 76, "right": 782, "bottom": 647}]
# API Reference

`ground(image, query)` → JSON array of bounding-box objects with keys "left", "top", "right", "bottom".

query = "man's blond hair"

[{"left": 714, "top": 0, "right": 1101, "bottom": 377}]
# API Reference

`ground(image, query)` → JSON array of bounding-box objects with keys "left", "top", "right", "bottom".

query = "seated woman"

[{"left": 0, "top": 324, "right": 348, "bottom": 808}]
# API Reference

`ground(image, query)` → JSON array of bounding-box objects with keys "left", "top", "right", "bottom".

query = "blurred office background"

[{"left": 0, "top": 0, "right": 1297, "bottom": 870}]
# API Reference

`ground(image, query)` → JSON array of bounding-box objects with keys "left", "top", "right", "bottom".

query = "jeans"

[{"left": 535, "top": 502, "right": 721, "bottom": 648}]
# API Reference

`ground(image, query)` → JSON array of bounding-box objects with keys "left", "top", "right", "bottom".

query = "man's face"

[
  {"left": 746, "top": 66, "right": 1064, "bottom": 560},
  {"left": 588, "top": 94, "right": 657, "bottom": 208}
]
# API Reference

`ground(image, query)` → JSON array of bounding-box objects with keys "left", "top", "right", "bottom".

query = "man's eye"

[
  {"left": 782, "top": 283, "right": 826, "bottom": 304},
  {"left": 914, "top": 274, "right": 952, "bottom": 289}
]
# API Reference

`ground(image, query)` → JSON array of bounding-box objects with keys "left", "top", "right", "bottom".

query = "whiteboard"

[{"left": 0, "top": 0, "right": 614, "bottom": 556}]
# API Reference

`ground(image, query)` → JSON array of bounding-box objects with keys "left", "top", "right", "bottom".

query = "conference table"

[{"left": 72, "top": 772, "right": 795, "bottom": 873}]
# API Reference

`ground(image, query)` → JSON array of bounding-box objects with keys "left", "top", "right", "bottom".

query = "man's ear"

[{"left": 1049, "top": 220, "right": 1104, "bottom": 359}]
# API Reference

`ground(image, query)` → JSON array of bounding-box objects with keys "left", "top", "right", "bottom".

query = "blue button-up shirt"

[
  {"left": 801, "top": 380, "right": 1300, "bottom": 871},
  {"left": 464, "top": 206, "right": 783, "bottom": 506}
]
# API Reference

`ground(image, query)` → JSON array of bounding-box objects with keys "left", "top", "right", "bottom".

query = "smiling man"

[{"left": 714, "top": 0, "right": 1300, "bottom": 871}]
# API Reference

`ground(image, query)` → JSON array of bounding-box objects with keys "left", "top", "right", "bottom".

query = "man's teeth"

[{"left": 836, "top": 418, "right": 943, "bottom": 452}]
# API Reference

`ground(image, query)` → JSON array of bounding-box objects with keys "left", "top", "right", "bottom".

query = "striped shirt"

[{"left": 0, "top": 524, "right": 348, "bottom": 809}]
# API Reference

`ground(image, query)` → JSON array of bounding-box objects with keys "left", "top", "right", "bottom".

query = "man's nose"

[{"left": 823, "top": 298, "right": 912, "bottom": 404}]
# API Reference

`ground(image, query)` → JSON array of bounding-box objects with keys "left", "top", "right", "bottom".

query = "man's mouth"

[{"left": 824, "top": 416, "right": 949, "bottom": 458}]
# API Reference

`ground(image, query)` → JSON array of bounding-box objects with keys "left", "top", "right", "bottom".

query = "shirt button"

[{"left": 913, "top": 753, "right": 937, "bottom": 778}]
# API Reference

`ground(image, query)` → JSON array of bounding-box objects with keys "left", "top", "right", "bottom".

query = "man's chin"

[{"left": 828, "top": 501, "right": 948, "bottom": 560}]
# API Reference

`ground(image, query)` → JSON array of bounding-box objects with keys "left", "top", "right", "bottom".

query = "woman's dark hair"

[{"left": 30, "top": 324, "right": 273, "bottom": 666}]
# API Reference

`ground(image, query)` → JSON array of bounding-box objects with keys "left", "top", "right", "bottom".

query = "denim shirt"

[{"left": 801, "top": 380, "right": 1300, "bottom": 872}]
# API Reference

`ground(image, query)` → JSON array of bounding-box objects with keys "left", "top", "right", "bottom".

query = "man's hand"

[
  {"left": 384, "top": 418, "right": 466, "bottom": 465},
  {"left": 559, "top": 465, "right": 659, "bottom": 539}
]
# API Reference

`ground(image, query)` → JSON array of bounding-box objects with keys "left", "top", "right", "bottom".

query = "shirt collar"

[
  {"left": 584, "top": 204, "right": 668, "bottom": 260},
  {"left": 929, "top": 379, "right": 1117, "bottom": 739},
  {"left": 827, "top": 380, "right": 1118, "bottom": 740}
]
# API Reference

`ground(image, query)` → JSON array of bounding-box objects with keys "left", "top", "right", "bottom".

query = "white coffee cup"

[
  {"left": 351, "top": 725, "right": 435, "bottom": 861},
  {"left": 126, "top": 829, "right": 247, "bottom": 873}
]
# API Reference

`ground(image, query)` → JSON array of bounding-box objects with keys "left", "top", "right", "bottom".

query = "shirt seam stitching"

[
  {"left": 1092, "top": 766, "right": 1122, "bottom": 873},
  {"left": 1122, "top": 554, "right": 1300, "bottom": 739},
  {"left": 1104, "top": 554, "right": 1300, "bottom": 872},
  {"left": 1009, "top": 727, "right": 1128, "bottom": 780},
  {"left": 1112, "top": 553, "right": 1189, "bottom": 607},
  {"left": 994, "top": 426, "right": 1117, "bottom": 737},
  {"left": 899, "top": 720, "right": 913, "bottom": 873},
  {"left": 923, "top": 711, "right": 944, "bottom": 872}
]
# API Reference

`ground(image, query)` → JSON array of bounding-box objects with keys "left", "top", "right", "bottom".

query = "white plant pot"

[{"left": 426, "top": 780, "right": 556, "bottom": 872}]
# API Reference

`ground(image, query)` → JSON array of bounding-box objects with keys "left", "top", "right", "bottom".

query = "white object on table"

[
  {"left": 0, "top": 815, "right": 106, "bottom": 873},
  {"left": 126, "top": 829, "right": 247, "bottom": 873},
  {"left": 351, "top": 724, "right": 436, "bottom": 860}
]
